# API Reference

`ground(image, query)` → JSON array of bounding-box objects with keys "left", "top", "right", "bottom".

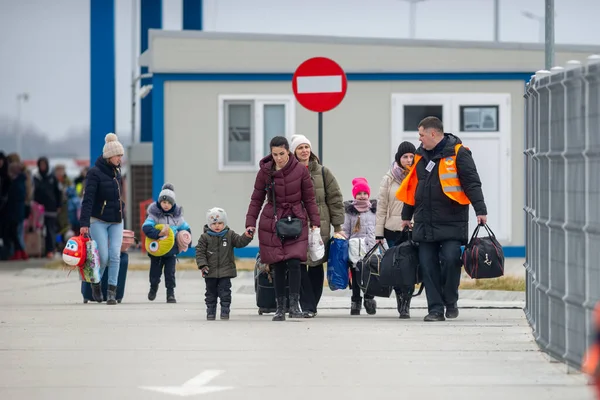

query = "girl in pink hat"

[{"left": 342, "top": 177, "right": 378, "bottom": 315}]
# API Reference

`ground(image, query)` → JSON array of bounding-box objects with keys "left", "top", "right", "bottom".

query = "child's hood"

[{"left": 343, "top": 199, "right": 377, "bottom": 215}]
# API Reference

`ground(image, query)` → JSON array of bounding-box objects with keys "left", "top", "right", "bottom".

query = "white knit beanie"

[
  {"left": 158, "top": 183, "right": 176, "bottom": 204},
  {"left": 102, "top": 133, "right": 125, "bottom": 159},
  {"left": 206, "top": 207, "right": 228, "bottom": 226},
  {"left": 290, "top": 134, "right": 312, "bottom": 155}
]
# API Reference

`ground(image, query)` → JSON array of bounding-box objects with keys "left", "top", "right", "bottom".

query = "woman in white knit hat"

[
  {"left": 290, "top": 134, "right": 345, "bottom": 318},
  {"left": 79, "top": 133, "right": 125, "bottom": 305}
]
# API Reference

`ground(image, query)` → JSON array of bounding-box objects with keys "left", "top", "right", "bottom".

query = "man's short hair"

[{"left": 418, "top": 116, "right": 444, "bottom": 134}]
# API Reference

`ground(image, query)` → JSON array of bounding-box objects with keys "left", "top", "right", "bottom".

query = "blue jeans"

[
  {"left": 17, "top": 221, "right": 25, "bottom": 250},
  {"left": 90, "top": 220, "right": 123, "bottom": 286}
]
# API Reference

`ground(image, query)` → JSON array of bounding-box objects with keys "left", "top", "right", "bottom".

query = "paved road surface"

[{"left": 0, "top": 265, "right": 593, "bottom": 400}]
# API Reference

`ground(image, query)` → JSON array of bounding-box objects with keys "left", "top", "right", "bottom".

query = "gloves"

[{"left": 199, "top": 266, "right": 209, "bottom": 277}]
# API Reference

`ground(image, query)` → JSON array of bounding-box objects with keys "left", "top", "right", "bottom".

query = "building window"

[
  {"left": 219, "top": 95, "right": 295, "bottom": 171},
  {"left": 403, "top": 105, "right": 444, "bottom": 131},
  {"left": 460, "top": 105, "right": 499, "bottom": 132}
]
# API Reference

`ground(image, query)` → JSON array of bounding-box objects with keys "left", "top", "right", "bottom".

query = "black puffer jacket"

[
  {"left": 79, "top": 156, "right": 123, "bottom": 227},
  {"left": 401, "top": 133, "right": 487, "bottom": 244}
]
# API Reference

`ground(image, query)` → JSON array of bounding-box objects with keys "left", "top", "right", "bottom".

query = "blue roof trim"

[
  {"left": 176, "top": 246, "right": 526, "bottom": 259},
  {"left": 152, "top": 71, "right": 533, "bottom": 82}
]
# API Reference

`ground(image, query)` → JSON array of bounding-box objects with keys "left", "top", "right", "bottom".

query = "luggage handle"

[
  {"left": 468, "top": 223, "right": 497, "bottom": 245},
  {"left": 411, "top": 284, "right": 424, "bottom": 298},
  {"left": 362, "top": 242, "right": 386, "bottom": 260}
]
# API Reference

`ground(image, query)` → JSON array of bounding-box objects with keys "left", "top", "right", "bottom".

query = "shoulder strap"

[{"left": 321, "top": 166, "right": 328, "bottom": 202}]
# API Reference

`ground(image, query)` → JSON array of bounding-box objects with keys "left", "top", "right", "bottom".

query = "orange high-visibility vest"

[{"left": 396, "top": 144, "right": 470, "bottom": 206}]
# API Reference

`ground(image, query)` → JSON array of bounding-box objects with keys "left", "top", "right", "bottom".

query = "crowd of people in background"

[{"left": 0, "top": 151, "right": 89, "bottom": 261}]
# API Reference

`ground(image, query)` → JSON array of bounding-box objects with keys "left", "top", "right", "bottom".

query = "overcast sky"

[{"left": 0, "top": 0, "right": 598, "bottom": 143}]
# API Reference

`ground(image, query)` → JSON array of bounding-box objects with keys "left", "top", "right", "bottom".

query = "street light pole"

[
  {"left": 16, "top": 93, "right": 29, "bottom": 157},
  {"left": 521, "top": 10, "right": 545, "bottom": 43},
  {"left": 493, "top": 0, "right": 500, "bottom": 42},
  {"left": 131, "top": 73, "right": 152, "bottom": 145},
  {"left": 399, "top": 0, "right": 425, "bottom": 39},
  {"left": 545, "top": 0, "right": 555, "bottom": 71}
]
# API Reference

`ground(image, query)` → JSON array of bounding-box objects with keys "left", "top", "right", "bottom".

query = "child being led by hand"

[{"left": 195, "top": 207, "right": 253, "bottom": 321}]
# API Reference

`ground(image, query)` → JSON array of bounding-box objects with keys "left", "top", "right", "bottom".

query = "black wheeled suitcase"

[
  {"left": 254, "top": 265, "right": 289, "bottom": 315},
  {"left": 81, "top": 252, "right": 129, "bottom": 303}
]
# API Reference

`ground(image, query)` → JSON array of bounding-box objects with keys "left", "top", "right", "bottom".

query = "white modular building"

[{"left": 133, "top": 29, "right": 600, "bottom": 257}]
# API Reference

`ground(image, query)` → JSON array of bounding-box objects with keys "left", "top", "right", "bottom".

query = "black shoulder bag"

[{"left": 271, "top": 176, "right": 303, "bottom": 241}]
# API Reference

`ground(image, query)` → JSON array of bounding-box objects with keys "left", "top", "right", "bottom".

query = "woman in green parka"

[{"left": 291, "top": 134, "right": 345, "bottom": 318}]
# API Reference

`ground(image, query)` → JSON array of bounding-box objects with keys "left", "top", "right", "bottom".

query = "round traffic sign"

[{"left": 292, "top": 57, "right": 348, "bottom": 113}]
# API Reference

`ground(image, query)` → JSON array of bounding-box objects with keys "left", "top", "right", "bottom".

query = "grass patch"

[{"left": 459, "top": 275, "right": 525, "bottom": 291}]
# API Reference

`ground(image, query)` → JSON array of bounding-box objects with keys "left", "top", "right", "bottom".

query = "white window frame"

[{"left": 218, "top": 95, "right": 296, "bottom": 172}]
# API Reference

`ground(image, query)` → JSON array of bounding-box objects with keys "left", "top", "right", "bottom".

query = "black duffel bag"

[
  {"left": 379, "top": 231, "right": 421, "bottom": 288},
  {"left": 356, "top": 244, "right": 393, "bottom": 298},
  {"left": 462, "top": 224, "right": 505, "bottom": 279}
]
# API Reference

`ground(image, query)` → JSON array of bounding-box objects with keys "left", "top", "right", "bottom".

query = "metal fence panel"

[{"left": 525, "top": 55, "right": 600, "bottom": 369}]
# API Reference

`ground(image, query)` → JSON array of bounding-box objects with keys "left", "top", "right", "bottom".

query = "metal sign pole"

[{"left": 318, "top": 112, "right": 323, "bottom": 163}]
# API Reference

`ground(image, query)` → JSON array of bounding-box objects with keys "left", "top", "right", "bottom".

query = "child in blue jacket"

[{"left": 142, "top": 183, "right": 191, "bottom": 303}]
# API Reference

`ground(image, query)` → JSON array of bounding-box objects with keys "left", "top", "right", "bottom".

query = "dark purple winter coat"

[{"left": 245, "top": 154, "right": 320, "bottom": 264}]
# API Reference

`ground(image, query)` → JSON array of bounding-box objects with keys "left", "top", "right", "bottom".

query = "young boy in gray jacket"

[{"left": 195, "top": 207, "right": 253, "bottom": 320}]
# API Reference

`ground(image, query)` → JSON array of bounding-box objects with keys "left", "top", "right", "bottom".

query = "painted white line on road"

[
  {"left": 140, "top": 370, "right": 233, "bottom": 397},
  {"left": 296, "top": 75, "right": 342, "bottom": 94}
]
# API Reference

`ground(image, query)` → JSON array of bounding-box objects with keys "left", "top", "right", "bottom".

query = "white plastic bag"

[
  {"left": 308, "top": 228, "right": 325, "bottom": 262},
  {"left": 348, "top": 237, "right": 368, "bottom": 264}
]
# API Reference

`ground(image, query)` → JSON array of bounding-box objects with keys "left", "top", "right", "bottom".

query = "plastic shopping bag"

[
  {"left": 348, "top": 237, "right": 368, "bottom": 264},
  {"left": 79, "top": 238, "right": 101, "bottom": 283},
  {"left": 327, "top": 237, "right": 349, "bottom": 291},
  {"left": 308, "top": 227, "right": 325, "bottom": 262}
]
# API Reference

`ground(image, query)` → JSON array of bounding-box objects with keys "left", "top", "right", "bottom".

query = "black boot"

[
  {"left": 364, "top": 298, "right": 377, "bottom": 315},
  {"left": 288, "top": 294, "right": 303, "bottom": 318},
  {"left": 220, "top": 305, "right": 230, "bottom": 320},
  {"left": 207, "top": 305, "right": 217, "bottom": 321},
  {"left": 148, "top": 285, "right": 158, "bottom": 301},
  {"left": 166, "top": 288, "right": 176, "bottom": 303},
  {"left": 91, "top": 283, "right": 103, "bottom": 303},
  {"left": 397, "top": 292, "right": 411, "bottom": 319},
  {"left": 106, "top": 285, "right": 117, "bottom": 305},
  {"left": 272, "top": 297, "right": 286, "bottom": 321},
  {"left": 350, "top": 301, "right": 361, "bottom": 315}
]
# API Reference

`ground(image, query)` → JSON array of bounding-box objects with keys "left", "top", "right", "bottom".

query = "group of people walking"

[
  {"left": 244, "top": 116, "right": 488, "bottom": 322},
  {"left": 77, "top": 115, "right": 488, "bottom": 324}
]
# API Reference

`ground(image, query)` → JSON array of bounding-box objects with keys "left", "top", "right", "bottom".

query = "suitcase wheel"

[{"left": 83, "top": 299, "right": 88, "bottom": 304}]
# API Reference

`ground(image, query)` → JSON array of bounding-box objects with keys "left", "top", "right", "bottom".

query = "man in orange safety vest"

[{"left": 396, "top": 116, "right": 488, "bottom": 322}]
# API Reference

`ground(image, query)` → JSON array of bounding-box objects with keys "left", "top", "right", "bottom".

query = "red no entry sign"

[{"left": 292, "top": 57, "right": 348, "bottom": 113}]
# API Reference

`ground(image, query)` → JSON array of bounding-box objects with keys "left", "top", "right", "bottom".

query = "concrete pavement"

[{"left": 0, "top": 263, "right": 593, "bottom": 400}]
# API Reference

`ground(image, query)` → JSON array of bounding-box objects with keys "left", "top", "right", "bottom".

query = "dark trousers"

[
  {"left": 418, "top": 240, "right": 462, "bottom": 314},
  {"left": 385, "top": 230, "right": 416, "bottom": 296},
  {"left": 205, "top": 277, "right": 232, "bottom": 309},
  {"left": 149, "top": 255, "right": 177, "bottom": 291},
  {"left": 43, "top": 216, "right": 57, "bottom": 254},
  {"left": 299, "top": 264, "right": 324, "bottom": 313},
  {"left": 273, "top": 258, "right": 300, "bottom": 298},
  {"left": 8, "top": 221, "right": 23, "bottom": 253},
  {"left": 350, "top": 265, "right": 373, "bottom": 303}
]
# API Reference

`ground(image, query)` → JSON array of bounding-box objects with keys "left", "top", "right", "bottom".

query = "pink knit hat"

[
  {"left": 352, "top": 177, "right": 370, "bottom": 198},
  {"left": 176, "top": 230, "right": 192, "bottom": 252}
]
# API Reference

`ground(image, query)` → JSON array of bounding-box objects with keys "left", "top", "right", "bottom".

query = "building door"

[{"left": 391, "top": 93, "right": 511, "bottom": 242}]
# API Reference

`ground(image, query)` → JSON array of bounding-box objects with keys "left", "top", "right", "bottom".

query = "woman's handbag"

[{"left": 271, "top": 177, "right": 303, "bottom": 240}]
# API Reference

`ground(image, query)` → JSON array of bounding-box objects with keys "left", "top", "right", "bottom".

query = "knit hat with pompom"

[
  {"left": 102, "top": 133, "right": 125, "bottom": 159},
  {"left": 158, "top": 183, "right": 176, "bottom": 205}
]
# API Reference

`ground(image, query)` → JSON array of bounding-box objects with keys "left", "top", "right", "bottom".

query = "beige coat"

[{"left": 375, "top": 169, "right": 406, "bottom": 237}]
